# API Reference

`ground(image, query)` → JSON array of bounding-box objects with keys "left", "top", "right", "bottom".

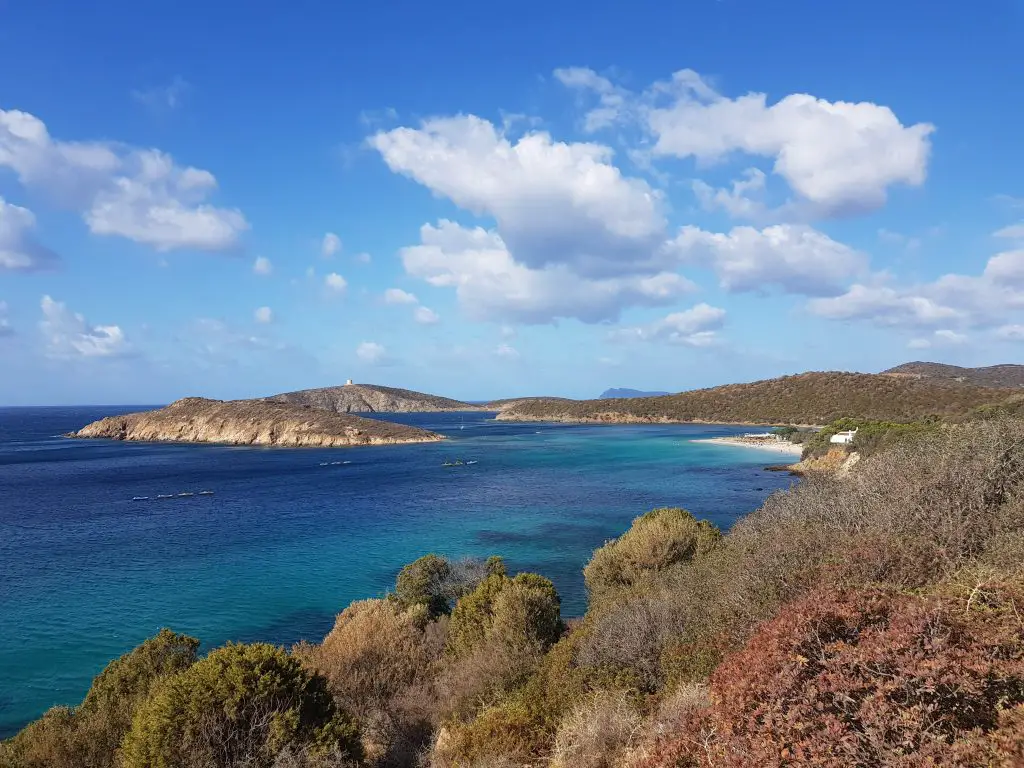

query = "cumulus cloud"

[
  {"left": 252, "top": 256, "right": 272, "bottom": 275},
  {"left": 666, "top": 223, "right": 866, "bottom": 296},
  {"left": 321, "top": 232, "right": 342, "bottom": 258},
  {"left": 994, "top": 223, "right": 1024, "bottom": 240},
  {"left": 384, "top": 287, "right": 418, "bottom": 305},
  {"left": 370, "top": 114, "right": 667, "bottom": 278},
  {"left": 558, "top": 67, "right": 934, "bottom": 216},
  {"left": 692, "top": 168, "right": 768, "bottom": 219},
  {"left": 39, "top": 295, "right": 132, "bottom": 359},
  {"left": 356, "top": 341, "right": 387, "bottom": 365},
  {"left": 0, "top": 108, "right": 247, "bottom": 251},
  {"left": 907, "top": 329, "right": 969, "bottom": 349},
  {"left": 400, "top": 220, "right": 693, "bottom": 324},
  {"left": 0, "top": 197, "right": 59, "bottom": 272},
  {"left": 324, "top": 272, "right": 347, "bottom": 293},
  {"left": 254, "top": 306, "right": 273, "bottom": 324},
  {"left": 611, "top": 303, "right": 726, "bottom": 346},
  {"left": 414, "top": 306, "right": 440, "bottom": 325},
  {"left": 808, "top": 249, "right": 1024, "bottom": 330}
]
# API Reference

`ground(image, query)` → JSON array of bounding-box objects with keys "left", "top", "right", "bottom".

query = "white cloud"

[
  {"left": 39, "top": 295, "right": 132, "bottom": 359},
  {"left": 808, "top": 284, "right": 966, "bottom": 327},
  {"left": 878, "top": 228, "right": 922, "bottom": 251},
  {"left": 611, "top": 303, "right": 726, "bottom": 346},
  {"left": 553, "top": 67, "right": 632, "bottom": 132},
  {"left": 321, "top": 232, "right": 342, "bottom": 258},
  {"left": 808, "top": 249, "right": 1024, "bottom": 330},
  {"left": 0, "top": 108, "right": 247, "bottom": 251},
  {"left": 0, "top": 301, "right": 12, "bottom": 336},
  {"left": 907, "top": 329, "right": 969, "bottom": 349},
  {"left": 384, "top": 287, "right": 418, "bottom": 305},
  {"left": 994, "top": 223, "right": 1024, "bottom": 240},
  {"left": 371, "top": 114, "right": 667, "bottom": 278},
  {"left": 254, "top": 306, "right": 273, "bottom": 324},
  {"left": 495, "top": 343, "right": 520, "bottom": 359},
  {"left": 414, "top": 306, "right": 440, "bottom": 325},
  {"left": 559, "top": 67, "right": 934, "bottom": 215},
  {"left": 252, "top": 256, "right": 272, "bottom": 275},
  {"left": 0, "top": 197, "right": 59, "bottom": 272},
  {"left": 996, "top": 324, "right": 1024, "bottom": 341},
  {"left": 692, "top": 168, "right": 767, "bottom": 219},
  {"left": 355, "top": 251, "right": 372, "bottom": 264},
  {"left": 500, "top": 324, "right": 517, "bottom": 339},
  {"left": 356, "top": 341, "right": 386, "bottom": 365},
  {"left": 666, "top": 223, "right": 866, "bottom": 296},
  {"left": 324, "top": 272, "right": 347, "bottom": 293},
  {"left": 401, "top": 220, "right": 694, "bottom": 324}
]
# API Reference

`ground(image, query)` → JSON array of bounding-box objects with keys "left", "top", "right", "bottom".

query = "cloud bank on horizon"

[{"left": 0, "top": 0, "right": 1021, "bottom": 404}]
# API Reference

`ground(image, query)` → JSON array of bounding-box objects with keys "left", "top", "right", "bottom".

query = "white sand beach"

[{"left": 692, "top": 436, "right": 804, "bottom": 455}]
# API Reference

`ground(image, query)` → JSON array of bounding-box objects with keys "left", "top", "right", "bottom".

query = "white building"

[
  {"left": 830, "top": 429, "right": 858, "bottom": 445},
  {"left": 344, "top": 379, "right": 354, "bottom": 386}
]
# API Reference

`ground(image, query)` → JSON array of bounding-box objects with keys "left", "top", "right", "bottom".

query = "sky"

[{"left": 1, "top": 0, "right": 1023, "bottom": 405}]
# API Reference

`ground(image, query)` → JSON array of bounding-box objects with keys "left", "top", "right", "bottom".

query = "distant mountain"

[
  {"left": 69, "top": 398, "right": 443, "bottom": 447},
  {"left": 268, "top": 383, "right": 485, "bottom": 413},
  {"left": 496, "top": 371, "right": 1017, "bottom": 426},
  {"left": 600, "top": 388, "right": 671, "bottom": 399},
  {"left": 882, "top": 362, "right": 1024, "bottom": 388}
]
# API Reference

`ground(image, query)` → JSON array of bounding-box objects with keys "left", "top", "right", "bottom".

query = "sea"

[{"left": 0, "top": 406, "right": 798, "bottom": 738}]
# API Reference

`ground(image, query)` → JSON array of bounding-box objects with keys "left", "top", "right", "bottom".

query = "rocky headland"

[
  {"left": 67, "top": 397, "right": 444, "bottom": 448},
  {"left": 268, "top": 383, "right": 485, "bottom": 413}
]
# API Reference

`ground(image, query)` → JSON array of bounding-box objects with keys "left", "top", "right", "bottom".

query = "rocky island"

[
  {"left": 268, "top": 382, "right": 485, "bottom": 413},
  {"left": 67, "top": 397, "right": 444, "bottom": 448}
]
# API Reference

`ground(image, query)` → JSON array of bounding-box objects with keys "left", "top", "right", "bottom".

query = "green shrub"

[
  {"left": 0, "top": 629, "right": 199, "bottom": 768},
  {"left": 583, "top": 508, "right": 720, "bottom": 607},
  {"left": 120, "top": 642, "right": 361, "bottom": 768},
  {"left": 447, "top": 573, "right": 562, "bottom": 659},
  {"left": 394, "top": 554, "right": 453, "bottom": 618}
]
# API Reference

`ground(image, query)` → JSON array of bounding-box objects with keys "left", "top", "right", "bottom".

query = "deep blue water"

[{"left": 0, "top": 406, "right": 797, "bottom": 737}]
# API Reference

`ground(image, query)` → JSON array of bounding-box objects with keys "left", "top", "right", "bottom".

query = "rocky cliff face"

[
  {"left": 268, "top": 384, "right": 484, "bottom": 413},
  {"left": 68, "top": 398, "right": 444, "bottom": 448}
]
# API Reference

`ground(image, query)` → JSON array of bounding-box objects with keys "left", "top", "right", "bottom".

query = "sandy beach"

[{"left": 692, "top": 436, "right": 804, "bottom": 455}]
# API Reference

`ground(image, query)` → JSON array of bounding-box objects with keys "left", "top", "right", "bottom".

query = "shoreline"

[{"left": 692, "top": 436, "right": 804, "bottom": 455}]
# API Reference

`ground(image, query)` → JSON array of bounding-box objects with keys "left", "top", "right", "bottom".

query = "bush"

[
  {"left": 294, "top": 598, "right": 444, "bottom": 766},
  {"left": 120, "top": 642, "right": 361, "bottom": 768},
  {"left": 645, "top": 585, "right": 1024, "bottom": 767},
  {"left": 583, "top": 508, "right": 720, "bottom": 607},
  {"left": 0, "top": 628, "right": 199, "bottom": 768},
  {"left": 447, "top": 572, "right": 562, "bottom": 659},
  {"left": 550, "top": 691, "right": 640, "bottom": 768},
  {"left": 394, "top": 554, "right": 505, "bottom": 618}
]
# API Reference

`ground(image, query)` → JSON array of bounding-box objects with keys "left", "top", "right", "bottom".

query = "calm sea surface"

[{"left": 0, "top": 406, "right": 797, "bottom": 736}]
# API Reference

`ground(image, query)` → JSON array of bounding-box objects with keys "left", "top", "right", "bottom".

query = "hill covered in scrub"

[
  {"left": 268, "top": 383, "right": 485, "bottom": 413},
  {"left": 599, "top": 388, "right": 671, "bottom": 399},
  {"left": 883, "top": 361, "right": 1024, "bottom": 388},
  {"left": 68, "top": 397, "right": 443, "bottom": 448},
  {"left": 496, "top": 371, "right": 1017, "bottom": 425},
  {"left": 10, "top": 417, "right": 1024, "bottom": 767}
]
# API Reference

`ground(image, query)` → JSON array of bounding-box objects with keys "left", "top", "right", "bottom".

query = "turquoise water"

[{"left": 0, "top": 407, "right": 797, "bottom": 737}]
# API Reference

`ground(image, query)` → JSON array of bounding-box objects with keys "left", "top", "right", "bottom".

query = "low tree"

[
  {"left": 583, "top": 508, "right": 720, "bottom": 607},
  {"left": 120, "top": 642, "right": 361, "bottom": 768}
]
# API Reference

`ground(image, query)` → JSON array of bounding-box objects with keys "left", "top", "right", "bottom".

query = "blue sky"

[{"left": 1, "top": 0, "right": 1023, "bottom": 405}]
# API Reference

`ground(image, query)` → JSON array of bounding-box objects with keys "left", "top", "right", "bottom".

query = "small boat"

[
  {"left": 132, "top": 496, "right": 149, "bottom": 501},
  {"left": 330, "top": 461, "right": 342, "bottom": 465},
  {"left": 466, "top": 460, "right": 478, "bottom": 465},
  {"left": 177, "top": 492, "right": 195, "bottom": 497},
  {"left": 319, "top": 462, "right": 329, "bottom": 466},
  {"left": 342, "top": 460, "right": 352, "bottom": 465},
  {"left": 442, "top": 459, "right": 465, "bottom": 467},
  {"left": 198, "top": 490, "right": 214, "bottom": 496},
  {"left": 156, "top": 494, "right": 174, "bottom": 499}
]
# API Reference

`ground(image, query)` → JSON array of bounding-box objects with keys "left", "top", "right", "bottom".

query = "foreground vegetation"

[
  {"left": 495, "top": 371, "right": 1017, "bottom": 425},
  {"left": 4, "top": 419, "right": 1024, "bottom": 766}
]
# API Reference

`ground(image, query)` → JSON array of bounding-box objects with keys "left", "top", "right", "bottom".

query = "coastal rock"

[
  {"left": 268, "top": 383, "right": 484, "bottom": 413},
  {"left": 68, "top": 398, "right": 444, "bottom": 448}
]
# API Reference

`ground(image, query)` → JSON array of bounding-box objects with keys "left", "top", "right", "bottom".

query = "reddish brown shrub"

[{"left": 643, "top": 584, "right": 1024, "bottom": 767}]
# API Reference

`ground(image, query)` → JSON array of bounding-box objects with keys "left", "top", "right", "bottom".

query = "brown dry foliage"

[{"left": 639, "top": 583, "right": 1024, "bottom": 767}]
